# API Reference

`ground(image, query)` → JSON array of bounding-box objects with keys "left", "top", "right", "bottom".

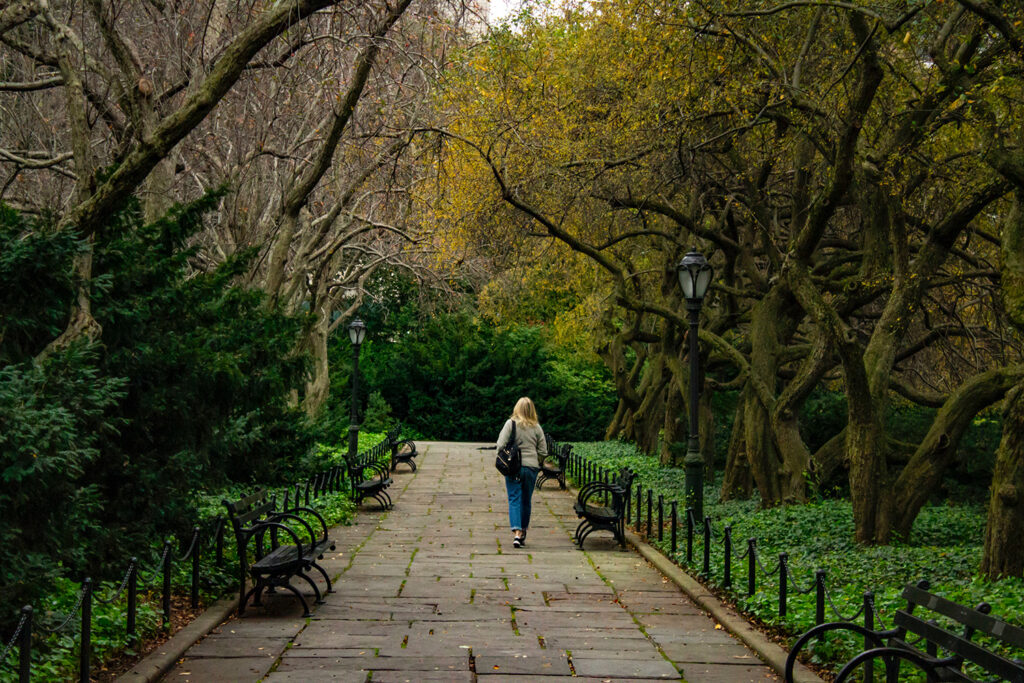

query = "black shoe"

[
  {"left": 519, "top": 532, "right": 527, "bottom": 547},
  {"left": 512, "top": 536, "right": 522, "bottom": 548}
]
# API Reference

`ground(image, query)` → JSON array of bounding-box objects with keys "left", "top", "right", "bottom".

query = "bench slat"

[
  {"left": 902, "top": 584, "right": 1024, "bottom": 649},
  {"left": 893, "top": 611, "right": 1024, "bottom": 682},
  {"left": 234, "top": 500, "right": 275, "bottom": 526}
]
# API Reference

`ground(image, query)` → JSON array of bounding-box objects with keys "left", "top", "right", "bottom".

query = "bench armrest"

[
  {"left": 578, "top": 482, "right": 625, "bottom": 509},
  {"left": 280, "top": 506, "right": 330, "bottom": 542},
  {"left": 576, "top": 481, "right": 609, "bottom": 499},
  {"left": 268, "top": 512, "right": 318, "bottom": 547},
  {"left": 357, "top": 461, "right": 391, "bottom": 480},
  {"left": 835, "top": 647, "right": 944, "bottom": 683},
  {"left": 784, "top": 622, "right": 894, "bottom": 683},
  {"left": 248, "top": 522, "right": 305, "bottom": 564}
]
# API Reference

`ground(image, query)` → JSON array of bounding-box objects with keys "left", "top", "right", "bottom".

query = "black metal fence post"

[
  {"left": 636, "top": 484, "right": 642, "bottom": 530},
  {"left": 19, "top": 605, "right": 32, "bottom": 683},
  {"left": 162, "top": 539, "right": 173, "bottom": 627},
  {"left": 863, "top": 591, "right": 875, "bottom": 683},
  {"left": 625, "top": 479, "right": 631, "bottom": 521},
  {"left": 215, "top": 519, "right": 225, "bottom": 567},
  {"left": 80, "top": 577, "right": 92, "bottom": 683},
  {"left": 191, "top": 525, "right": 201, "bottom": 609},
  {"left": 657, "top": 495, "right": 664, "bottom": 542},
  {"left": 670, "top": 501, "right": 678, "bottom": 553},
  {"left": 686, "top": 508, "right": 694, "bottom": 564},
  {"left": 723, "top": 526, "right": 732, "bottom": 588},
  {"left": 747, "top": 538, "right": 756, "bottom": 597},
  {"left": 815, "top": 570, "right": 826, "bottom": 627},
  {"left": 702, "top": 516, "right": 711, "bottom": 576},
  {"left": 779, "top": 552, "right": 788, "bottom": 618},
  {"left": 127, "top": 558, "right": 138, "bottom": 641},
  {"left": 646, "top": 489, "right": 653, "bottom": 536}
]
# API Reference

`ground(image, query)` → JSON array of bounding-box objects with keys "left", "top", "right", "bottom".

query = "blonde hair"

[{"left": 511, "top": 397, "right": 539, "bottom": 427}]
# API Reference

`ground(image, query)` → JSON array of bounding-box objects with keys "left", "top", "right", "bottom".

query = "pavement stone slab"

[
  {"left": 571, "top": 656, "right": 682, "bottom": 679},
  {"left": 158, "top": 442, "right": 787, "bottom": 682}
]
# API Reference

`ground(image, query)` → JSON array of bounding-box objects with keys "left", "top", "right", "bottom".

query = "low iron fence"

[
  {"left": 0, "top": 433, "right": 399, "bottom": 683},
  {"left": 566, "top": 451, "right": 887, "bottom": 681}
]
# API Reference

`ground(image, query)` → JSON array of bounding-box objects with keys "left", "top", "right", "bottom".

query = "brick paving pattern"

[{"left": 162, "top": 442, "right": 779, "bottom": 682}]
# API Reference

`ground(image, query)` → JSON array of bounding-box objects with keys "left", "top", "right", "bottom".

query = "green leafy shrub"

[
  {"left": 362, "top": 391, "right": 395, "bottom": 433},
  {"left": 336, "top": 302, "right": 615, "bottom": 442},
  {"left": 0, "top": 195, "right": 314, "bottom": 629},
  {"left": 0, "top": 345, "right": 126, "bottom": 628}
]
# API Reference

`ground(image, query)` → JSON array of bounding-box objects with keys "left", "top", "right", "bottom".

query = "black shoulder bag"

[{"left": 495, "top": 420, "right": 522, "bottom": 479}]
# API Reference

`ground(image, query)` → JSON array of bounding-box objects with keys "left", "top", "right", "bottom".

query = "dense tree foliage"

[
  {"left": 324, "top": 269, "right": 615, "bottom": 442},
  {"left": 432, "top": 0, "right": 1024, "bottom": 574},
  {"left": 0, "top": 197, "right": 313, "bottom": 627}
]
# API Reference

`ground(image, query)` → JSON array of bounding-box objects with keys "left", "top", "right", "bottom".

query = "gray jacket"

[{"left": 496, "top": 419, "right": 547, "bottom": 470}]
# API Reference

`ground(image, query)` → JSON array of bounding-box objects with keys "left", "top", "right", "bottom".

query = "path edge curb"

[
  {"left": 115, "top": 596, "right": 237, "bottom": 683},
  {"left": 624, "top": 529, "right": 825, "bottom": 683}
]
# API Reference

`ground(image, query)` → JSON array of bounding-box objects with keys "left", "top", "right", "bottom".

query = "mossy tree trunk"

[{"left": 981, "top": 384, "right": 1024, "bottom": 579}]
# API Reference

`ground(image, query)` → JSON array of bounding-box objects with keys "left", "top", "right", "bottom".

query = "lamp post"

[
  {"left": 677, "top": 248, "right": 713, "bottom": 520},
  {"left": 347, "top": 318, "right": 367, "bottom": 459}
]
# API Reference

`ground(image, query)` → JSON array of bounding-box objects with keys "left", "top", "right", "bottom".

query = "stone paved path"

[{"left": 163, "top": 442, "right": 780, "bottom": 682}]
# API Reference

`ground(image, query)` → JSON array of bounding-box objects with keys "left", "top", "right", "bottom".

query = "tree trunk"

[
  {"left": 700, "top": 387, "right": 715, "bottom": 480},
  {"left": 886, "top": 365, "right": 1024, "bottom": 540},
  {"left": 743, "top": 389, "right": 784, "bottom": 507},
  {"left": 660, "top": 376, "right": 685, "bottom": 465},
  {"left": 771, "top": 412, "right": 810, "bottom": 503},
  {"left": 302, "top": 313, "right": 330, "bottom": 417},
  {"left": 981, "top": 384, "right": 1024, "bottom": 578},
  {"left": 721, "top": 389, "right": 752, "bottom": 500},
  {"left": 845, "top": 399, "right": 886, "bottom": 544}
]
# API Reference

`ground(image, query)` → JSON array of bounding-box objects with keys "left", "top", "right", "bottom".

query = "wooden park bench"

[
  {"left": 536, "top": 437, "right": 570, "bottom": 490},
  {"left": 785, "top": 580, "right": 1024, "bottom": 682},
  {"left": 573, "top": 467, "right": 635, "bottom": 549},
  {"left": 344, "top": 445, "right": 394, "bottom": 510},
  {"left": 390, "top": 436, "right": 419, "bottom": 472},
  {"left": 223, "top": 489, "right": 336, "bottom": 617}
]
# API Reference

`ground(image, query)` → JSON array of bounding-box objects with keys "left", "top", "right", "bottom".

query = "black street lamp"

[
  {"left": 677, "top": 248, "right": 713, "bottom": 520},
  {"left": 347, "top": 318, "right": 367, "bottom": 459}
]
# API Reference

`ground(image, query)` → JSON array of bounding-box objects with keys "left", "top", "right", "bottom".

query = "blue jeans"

[{"left": 505, "top": 467, "right": 539, "bottom": 532}]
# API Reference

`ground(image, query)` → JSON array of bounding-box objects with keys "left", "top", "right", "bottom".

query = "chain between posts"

[
  {"left": 95, "top": 561, "right": 137, "bottom": 605},
  {"left": 784, "top": 557, "right": 815, "bottom": 595},
  {"left": 820, "top": 581, "right": 867, "bottom": 622},
  {"left": 177, "top": 527, "right": 201, "bottom": 562},
  {"left": 36, "top": 585, "right": 88, "bottom": 634},
  {"left": 136, "top": 542, "right": 173, "bottom": 587},
  {"left": 752, "top": 543, "right": 782, "bottom": 576},
  {"left": 0, "top": 607, "right": 30, "bottom": 666}
]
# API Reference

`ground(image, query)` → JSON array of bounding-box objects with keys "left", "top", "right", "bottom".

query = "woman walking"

[{"left": 497, "top": 397, "right": 548, "bottom": 548}]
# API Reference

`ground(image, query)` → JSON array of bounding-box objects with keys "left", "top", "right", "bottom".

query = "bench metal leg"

[
  {"left": 296, "top": 571, "right": 324, "bottom": 605},
  {"left": 574, "top": 519, "right": 589, "bottom": 545},
  {"left": 578, "top": 526, "right": 600, "bottom": 549},
  {"left": 277, "top": 581, "right": 312, "bottom": 617},
  {"left": 311, "top": 561, "right": 334, "bottom": 593},
  {"left": 240, "top": 584, "right": 261, "bottom": 615}
]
